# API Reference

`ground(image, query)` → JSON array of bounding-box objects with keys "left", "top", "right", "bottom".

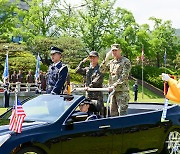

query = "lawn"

[
  {"left": 128, "top": 80, "right": 165, "bottom": 103},
  {"left": 0, "top": 108, "right": 7, "bottom": 115}
]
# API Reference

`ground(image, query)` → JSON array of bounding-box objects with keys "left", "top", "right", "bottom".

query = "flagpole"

[
  {"left": 164, "top": 48, "right": 167, "bottom": 74},
  {"left": 14, "top": 90, "right": 18, "bottom": 130},
  {"left": 161, "top": 81, "right": 169, "bottom": 122},
  {"left": 142, "top": 59, "right": 144, "bottom": 99},
  {"left": 9, "top": 87, "right": 26, "bottom": 133},
  {"left": 142, "top": 45, "right": 144, "bottom": 99},
  {"left": 161, "top": 48, "right": 169, "bottom": 122}
]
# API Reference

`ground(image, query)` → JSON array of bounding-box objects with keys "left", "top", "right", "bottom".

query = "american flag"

[{"left": 9, "top": 95, "right": 26, "bottom": 133}]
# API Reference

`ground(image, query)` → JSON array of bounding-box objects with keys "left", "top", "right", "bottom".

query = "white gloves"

[
  {"left": 105, "top": 50, "right": 112, "bottom": 61},
  {"left": 161, "top": 73, "right": 170, "bottom": 81},
  {"left": 51, "top": 91, "right": 56, "bottom": 95},
  {"left": 82, "top": 57, "right": 89, "bottom": 63}
]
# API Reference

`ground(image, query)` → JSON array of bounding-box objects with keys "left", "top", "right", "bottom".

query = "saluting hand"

[
  {"left": 83, "top": 57, "right": 89, "bottom": 63},
  {"left": 105, "top": 50, "right": 112, "bottom": 61}
]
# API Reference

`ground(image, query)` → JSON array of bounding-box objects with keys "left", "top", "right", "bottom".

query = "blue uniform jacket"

[{"left": 46, "top": 62, "right": 68, "bottom": 94}]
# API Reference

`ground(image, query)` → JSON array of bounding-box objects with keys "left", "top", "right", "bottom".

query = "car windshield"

[
  {"left": 20, "top": 94, "right": 76, "bottom": 123},
  {"left": 0, "top": 95, "right": 79, "bottom": 124}
]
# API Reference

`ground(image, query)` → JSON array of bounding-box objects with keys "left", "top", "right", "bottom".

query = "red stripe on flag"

[{"left": 9, "top": 98, "right": 26, "bottom": 133}]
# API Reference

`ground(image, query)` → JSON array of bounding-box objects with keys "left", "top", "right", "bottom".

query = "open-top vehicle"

[{"left": 0, "top": 91, "right": 180, "bottom": 154}]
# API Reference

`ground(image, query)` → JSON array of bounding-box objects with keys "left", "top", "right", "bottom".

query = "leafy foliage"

[
  {"left": 15, "top": 0, "right": 60, "bottom": 40},
  {"left": 148, "top": 17, "right": 178, "bottom": 67},
  {"left": 27, "top": 36, "right": 86, "bottom": 68},
  {"left": 173, "top": 53, "right": 180, "bottom": 72},
  {"left": 0, "top": 42, "right": 37, "bottom": 80},
  {"left": 0, "top": 0, "right": 18, "bottom": 40},
  {"left": 78, "top": 0, "right": 116, "bottom": 52},
  {"left": 131, "top": 65, "right": 178, "bottom": 90}
]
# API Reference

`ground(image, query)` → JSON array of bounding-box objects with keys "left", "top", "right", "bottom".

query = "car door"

[
  {"left": 60, "top": 118, "right": 114, "bottom": 154},
  {"left": 119, "top": 110, "right": 167, "bottom": 154}
]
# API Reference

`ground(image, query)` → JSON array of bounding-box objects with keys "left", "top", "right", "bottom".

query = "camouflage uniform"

[
  {"left": 100, "top": 56, "right": 131, "bottom": 116},
  {"left": 76, "top": 61, "right": 104, "bottom": 113}
]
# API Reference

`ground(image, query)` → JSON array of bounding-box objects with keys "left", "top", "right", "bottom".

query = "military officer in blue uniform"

[{"left": 46, "top": 46, "right": 68, "bottom": 95}]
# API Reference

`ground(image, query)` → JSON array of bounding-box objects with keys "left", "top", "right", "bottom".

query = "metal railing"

[{"left": 0, "top": 82, "right": 40, "bottom": 92}]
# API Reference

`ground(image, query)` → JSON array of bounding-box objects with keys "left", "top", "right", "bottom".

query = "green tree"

[
  {"left": 78, "top": 0, "right": 116, "bottom": 52},
  {"left": 135, "top": 24, "right": 151, "bottom": 65},
  {"left": 173, "top": 53, "right": 180, "bottom": 72},
  {"left": 0, "top": 41, "right": 36, "bottom": 78},
  {"left": 15, "top": 0, "right": 60, "bottom": 41},
  {"left": 113, "top": 8, "right": 138, "bottom": 60},
  {"left": 0, "top": 0, "right": 18, "bottom": 40},
  {"left": 27, "top": 36, "right": 85, "bottom": 68},
  {"left": 148, "top": 17, "right": 178, "bottom": 67},
  {"left": 101, "top": 7, "right": 140, "bottom": 61},
  {"left": 55, "top": 2, "right": 81, "bottom": 37}
]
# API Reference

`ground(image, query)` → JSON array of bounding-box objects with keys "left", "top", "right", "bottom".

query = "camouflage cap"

[
  {"left": 111, "top": 44, "right": 121, "bottom": 51},
  {"left": 89, "top": 51, "right": 99, "bottom": 57}
]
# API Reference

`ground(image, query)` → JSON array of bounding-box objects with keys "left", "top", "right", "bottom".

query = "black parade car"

[{"left": 0, "top": 93, "right": 180, "bottom": 154}]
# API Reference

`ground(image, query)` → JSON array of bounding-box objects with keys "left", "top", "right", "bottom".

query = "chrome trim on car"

[
  {"left": 132, "top": 149, "right": 158, "bottom": 154},
  {"left": 99, "top": 125, "right": 111, "bottom": 129}
]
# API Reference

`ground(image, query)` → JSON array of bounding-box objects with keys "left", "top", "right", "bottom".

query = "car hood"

[{"left": 0, "top": 121, "right": 48, "bottom": 135}]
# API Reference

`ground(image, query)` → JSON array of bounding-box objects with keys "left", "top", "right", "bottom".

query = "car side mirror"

[
  {"left": 69, "top": 112, "right": 88, "bottom": 123},
  {"left": 65, "top": 112, "right": 88, "bottom": 130}
]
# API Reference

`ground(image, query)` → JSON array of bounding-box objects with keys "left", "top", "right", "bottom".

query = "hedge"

[{"left": 131, "top": 65, "right": 178, "bottom": 90}]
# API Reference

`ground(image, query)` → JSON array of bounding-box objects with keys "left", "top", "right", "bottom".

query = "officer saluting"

[{"left": 46, "top": 46, "right": 68, "bottom": 95}]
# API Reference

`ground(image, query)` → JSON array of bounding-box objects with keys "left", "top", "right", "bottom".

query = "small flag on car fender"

[{"left": 9, "top": 94, "right": 26, "bottom": 133}]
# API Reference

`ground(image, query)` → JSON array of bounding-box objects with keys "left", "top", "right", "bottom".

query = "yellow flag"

[
  {"left": 67, "top": 85, "right": 71, "bottom": 95},
  {"left": 166, "top": 78, "right": 180, "bottom": 103}
]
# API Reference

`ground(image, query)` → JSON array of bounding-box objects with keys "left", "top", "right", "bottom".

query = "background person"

[
  {"left": 10, "top": 71, "right": 17, "bottom": 83},
  {"left": 133, "top": 80, "right": 138, "bottom": 102},
  {"left": 100, "top": 44, "right": 131, "bottom": 116},
  {"left": 46, "top": 46, "right": 68, "bottom": 95},
  {"left": 17, "top": 70, "right": 23, "bottom": 83},
  {"left": 39, "top": 71, "right": 46, "bottom": 91},
  {"left": 26, "top": 70, "right": 34, "bottom": 83}
]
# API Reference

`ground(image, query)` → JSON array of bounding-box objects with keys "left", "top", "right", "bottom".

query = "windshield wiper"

[{"left": 24, "top": 120, "right": 36, "bottom": 123}]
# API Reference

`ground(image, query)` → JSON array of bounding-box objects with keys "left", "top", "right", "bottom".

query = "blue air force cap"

[{"left": 50, "top": 46, "right": 63, "bottom": 54}]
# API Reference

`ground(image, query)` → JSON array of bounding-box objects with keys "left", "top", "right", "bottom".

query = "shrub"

[
  {"left": 68, "top": 69, "right": 83, "bottom": 84},
  {"left": 131, "top": 65, "right": 178, "bottom": 90}
]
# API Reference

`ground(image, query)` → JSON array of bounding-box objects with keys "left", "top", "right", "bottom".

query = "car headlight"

[{"left": 0, "top": 134, "right": 11, "bottom": 147}]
